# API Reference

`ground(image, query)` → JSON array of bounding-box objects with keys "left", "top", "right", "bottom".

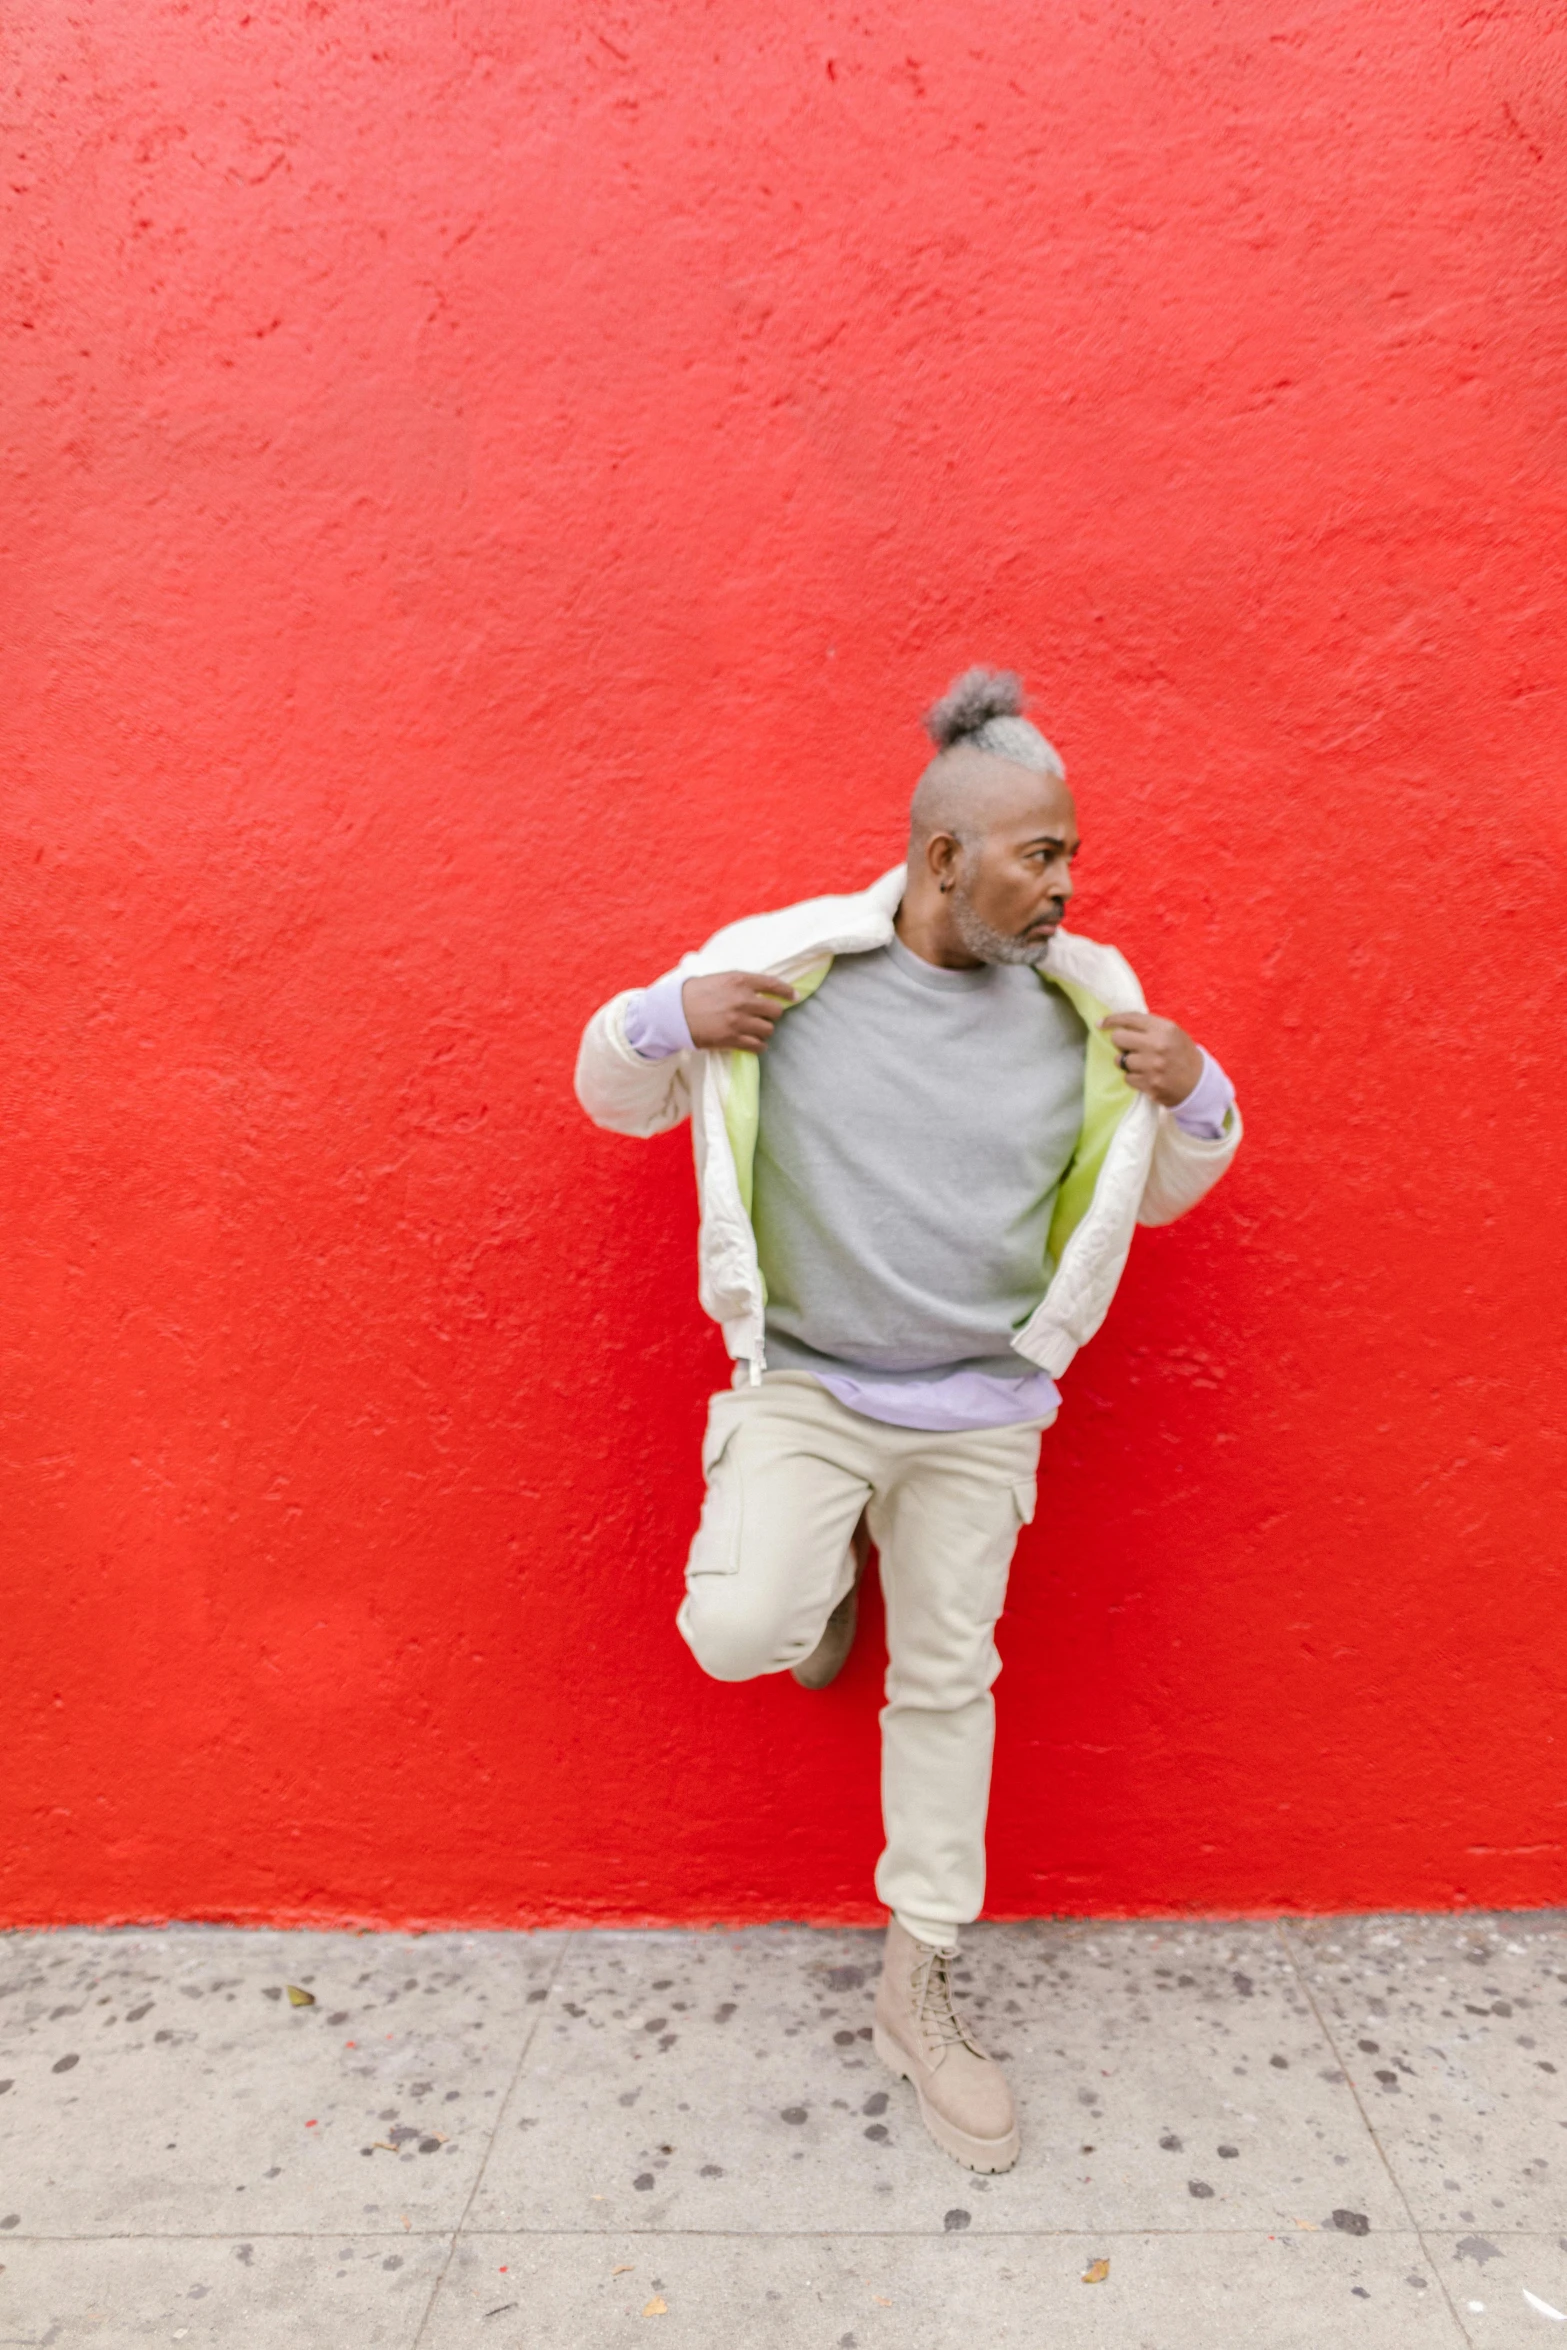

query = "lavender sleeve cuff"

[
  {"left": 623, "top": 972, "right": 695, "bottom": 1061},
  {"left": 1169, "top": 1048, "right": 1235, "bottom": 1140}
]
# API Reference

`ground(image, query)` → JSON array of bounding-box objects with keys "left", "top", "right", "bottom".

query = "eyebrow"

[{"left": 1021, "top": 831, "right": 1078, "bottom": 850}]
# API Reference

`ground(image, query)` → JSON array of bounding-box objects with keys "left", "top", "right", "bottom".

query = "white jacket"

[{"left": 575, "top": 865, "right": 1242, "bottom": 1382}]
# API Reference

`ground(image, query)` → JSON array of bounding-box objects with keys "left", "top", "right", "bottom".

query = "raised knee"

[{"left": 677, "top": 1587, "right": 784, "bottom": 1682}]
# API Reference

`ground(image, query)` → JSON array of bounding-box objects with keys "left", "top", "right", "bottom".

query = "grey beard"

[{"left": 949, "top": 887, "right": 1049, "bottom": 967}]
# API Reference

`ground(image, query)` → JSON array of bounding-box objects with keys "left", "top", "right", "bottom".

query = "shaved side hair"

[{"left": 910, "top": 667, "right": 1066, "bottom": 849}]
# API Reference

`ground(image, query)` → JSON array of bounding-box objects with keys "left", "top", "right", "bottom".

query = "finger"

[
  {"left": 1100, "top": 1011, "right": 1152, "bottom": 1040},
  {"left": 736, "top": 972, "right": 797, "bottom": 1003}
]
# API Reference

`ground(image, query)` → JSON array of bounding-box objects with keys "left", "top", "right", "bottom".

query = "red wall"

[{"left": 4, "top": 0, "right": 1565, "bottom": 1929}]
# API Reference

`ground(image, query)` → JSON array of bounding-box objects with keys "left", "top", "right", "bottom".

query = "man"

[{"left": 575, "top": 670, "right": 1241, "bottom": 2172}]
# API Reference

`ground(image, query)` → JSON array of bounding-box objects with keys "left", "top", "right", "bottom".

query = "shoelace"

[{"left": 909, "top": 1944, "right": 985, "bottom": 2058}]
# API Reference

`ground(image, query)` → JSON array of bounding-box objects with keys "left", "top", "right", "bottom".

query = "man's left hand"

[{"left": 1099, "top": 1012, "right": 1203, "bottom": 1109}]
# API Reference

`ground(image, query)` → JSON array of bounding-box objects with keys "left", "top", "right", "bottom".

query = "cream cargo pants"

[{"left": 675, "top": 1371, "right": 1044, "bottom": 1947}]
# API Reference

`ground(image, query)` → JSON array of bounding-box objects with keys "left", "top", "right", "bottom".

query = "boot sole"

[{"left": 873, "top": 2021, "right": 1021, "bottom": 2174}]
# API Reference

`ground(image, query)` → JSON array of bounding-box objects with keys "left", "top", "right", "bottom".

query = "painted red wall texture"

[{"left": 4, "top": 0, "right": 1565, "bottom": 1930}]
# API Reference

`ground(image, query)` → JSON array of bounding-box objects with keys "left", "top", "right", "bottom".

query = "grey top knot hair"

[{"left": 921, "top": 666, "right": 1065, "bottom": 782}]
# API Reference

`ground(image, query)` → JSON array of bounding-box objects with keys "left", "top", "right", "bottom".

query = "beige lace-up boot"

[{"left": 873, "top": 1919, "right": 1020, "bottom": 2172}]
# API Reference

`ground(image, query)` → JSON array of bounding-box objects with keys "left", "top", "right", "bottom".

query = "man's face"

[{"left": 948, "top": 768, "right": 1080, "bottom": 965}]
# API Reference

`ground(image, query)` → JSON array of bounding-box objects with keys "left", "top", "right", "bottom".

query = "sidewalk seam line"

[
  {"left": 1273, "top": 1919, "right": 1474, "bottom": 2350},
  {"left": 408, "top": 1929, "right": 576, "bottom": 2348},
  {"left": 398, "top": 2220, "right": 1453, "bottom": 2242},
  {"left": 0, "top": 2223, "right": 1457, "bottom": 2242}
]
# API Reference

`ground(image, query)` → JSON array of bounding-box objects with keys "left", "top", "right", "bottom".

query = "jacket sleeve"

[
  {"left": 1137, "top": 1099, "right": 1244, "bottom": 1227},
  {"left": 574, "top": 974, "right": 698, "bottom": 1139}
]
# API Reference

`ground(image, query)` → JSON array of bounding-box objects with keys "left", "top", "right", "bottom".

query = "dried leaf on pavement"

[
  {"left": 642, "top": 2296, "right": 668, "bottom": 2316},
  {"left": 1082, "top": 2257, "right": 1110, "bottom": 2284},
  {"left": 284, "top": 1985, "right": 316, "bottom": 2008}
]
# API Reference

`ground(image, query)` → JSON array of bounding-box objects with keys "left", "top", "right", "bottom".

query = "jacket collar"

[
  {"left": 818, "top": 865, "right": 1098, "bottom": 988},
  {"left": 739, "top": 862, "right": 1119, "bottom": 1004}
]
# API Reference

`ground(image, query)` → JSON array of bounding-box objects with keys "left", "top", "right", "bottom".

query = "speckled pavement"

[{"left": 2, "top": 1915, "right": 1564, "bottom": 2345}]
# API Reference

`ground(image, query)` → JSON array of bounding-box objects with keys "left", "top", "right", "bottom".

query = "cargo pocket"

[
  {"left": 687, "top": 1402, "right": 745, "bottom": 1578},
  {"left": 974, "top": 1474, "right": 1037, "bottom": 1625}
]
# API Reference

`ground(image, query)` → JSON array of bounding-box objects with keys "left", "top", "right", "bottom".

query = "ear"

[{"left": 925, "top": 831, "right": 963, "bottom": 892}]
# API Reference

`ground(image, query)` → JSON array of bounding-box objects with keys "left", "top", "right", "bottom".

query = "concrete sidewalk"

[{"left": 0, "top": 1914, "right": 1562, "bottom": 2347}]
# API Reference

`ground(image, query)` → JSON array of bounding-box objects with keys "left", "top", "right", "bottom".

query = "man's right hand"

[{"left": 681, "top": 971, "right": 797, "bottom": 1053}]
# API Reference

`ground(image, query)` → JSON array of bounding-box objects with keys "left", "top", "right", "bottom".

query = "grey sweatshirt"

[{"left": 753, "top": 933, "right": 1087, "bottom": 1385}]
